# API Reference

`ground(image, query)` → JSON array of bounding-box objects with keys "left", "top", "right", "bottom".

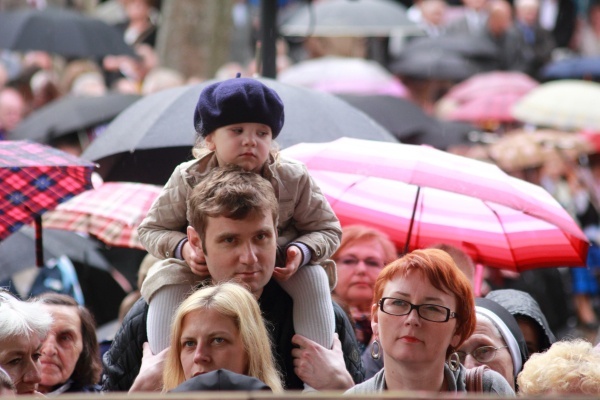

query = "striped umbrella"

[{"left": 282, "top": 137, "right": 588, "bottom": 271}]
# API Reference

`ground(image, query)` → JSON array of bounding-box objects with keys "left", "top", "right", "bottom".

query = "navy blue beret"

[{"left": 193, "top": 77, "right": 285, "bottom": 139}]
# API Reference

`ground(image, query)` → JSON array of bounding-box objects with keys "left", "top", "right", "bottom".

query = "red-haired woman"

[{"left": 345, "top": 249, "right": 514, "bottom": 395}]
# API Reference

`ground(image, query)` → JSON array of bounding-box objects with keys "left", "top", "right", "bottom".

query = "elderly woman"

[
  {"left": 34, "top": 293, "right": 102, "bottom": 394},
  {"left": 346, "top": 249, "right": 514, "bottom": 395},
  {"left": 458, "top": 297, "right": 529, "bottom": 391},
  {"left": 332, "top": 225, "right": 397, "bottom": 352},
  {"left": 0, "top": 291, "right": 52, "bottom": 395},
  {"left": 162, "top": 283, "right": 283, "bottom": 392},
  {"left": 518, "top": 339, "right": 600, "bottom": 395}
]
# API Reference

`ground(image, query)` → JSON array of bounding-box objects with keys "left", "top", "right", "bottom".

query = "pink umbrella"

[
  {"left": 277, "top": 56, "right": 408, "bottom": 98},
  {"left": 42, "top": 181, "right": 161, "bottom": 249},
  {"left": 444, "top": 71, "right": 539, "bottom": 103},
  {"left": 447, "top": 92, "right": 524, "bottom": 123},
  {"left": 282, "top": 137, "right": 588, "bottom": 271}
]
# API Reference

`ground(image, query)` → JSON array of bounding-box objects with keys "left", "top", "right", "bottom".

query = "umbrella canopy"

[
  {"left": 401, "top": 34, "right": 500, "bottom": 61},
  {"left": 42, "top": 181, "right": 162, "bottom": 249},
  {"left": 541, "top": 56, "right": 600, "bottom": 80},
  {"left": 0, "top": 226, "right": 130, "bottom": 325},
  {"left": 0, "top": 7, "right": 135, "bottom": 57},
  {"left": 10, "top": 93, "right": 141, "bottom": 143},
  {"left": 512, "top": 80, "right": 600, "bottom": 131},
  {"left": 82, "top": 78, "right": 397, "bottom": 185},
  {"left": 278, "top": 56, "right": 408, "bottom": 98},
  {"left": 0, "top": 226, "right": 110, "bottom": 281},
  {"left": 484, "top": 129, "right": 594, "bottom": 172},
  {"left": 390, "top": 48, "right": 487, "bottom": 81},
  {"left": 279, "top": 0, "right": 421, "bottom": 37},
  {"left": 444, "top": 71, "right": 539, "bottom": 103},
  {"left": 0, "top": 140, "right": 94, "bottom": 241},
  {"left": 336, "top": 94, "right": 476, "bottom": 149},
  {"left": 282, "top": 137, "right": 588, "bottom": 271},
  {"left": 447, "top": 92, "right": 524, "bottom": 124}
]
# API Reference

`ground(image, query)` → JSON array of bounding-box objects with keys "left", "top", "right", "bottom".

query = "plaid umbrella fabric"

[
  {"left": 42, "top": 182, "right": 162, "bottom": 249},
  {"left": 0, "top": 141, "right": 94, "bottom": 241}
]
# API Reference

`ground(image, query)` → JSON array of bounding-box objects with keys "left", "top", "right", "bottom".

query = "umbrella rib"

[
  {"left": 403, "top": 185, "right": 421, "bottom": 255},
  {"left": 485, "top": 201, "right": 519, "bottom": 271}
]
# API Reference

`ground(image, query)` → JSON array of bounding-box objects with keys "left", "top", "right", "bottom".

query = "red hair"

[
  {"left": 333, "top": 225, "right": 398, "bottom": 264},
  {"left": 373, "top": 248, "right": 476, "bottom": 351}
]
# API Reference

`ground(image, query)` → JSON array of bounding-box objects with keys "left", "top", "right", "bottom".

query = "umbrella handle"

[
  {"left": 403, "top": 186, "right": 421, "bottom": 254},
  {"left": 35, "top": 215, "right": 44, "bottom": 268}
]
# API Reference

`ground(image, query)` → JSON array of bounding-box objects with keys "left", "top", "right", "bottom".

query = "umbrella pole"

[
  {"left": 403, "top": 186, "right": 421, "bottom": 254},
  {"left": 35, "top": 215, "right": 44, "bottom": 268}
]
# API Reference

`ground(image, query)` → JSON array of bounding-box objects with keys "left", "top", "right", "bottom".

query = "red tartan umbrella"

[
  {"left": 0, "top": 141, "right": 94, "bottom": 265},
  {"left": 42, "top": 181, "right": 162, "bottom": 249}
]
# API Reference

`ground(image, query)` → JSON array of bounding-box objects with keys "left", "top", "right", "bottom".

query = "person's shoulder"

[
  {"left": 344, "top": 369, "right": 384, "bottom": 394},
  {"left": 482, "top": 369, "right": 515, "bottom": 396}
]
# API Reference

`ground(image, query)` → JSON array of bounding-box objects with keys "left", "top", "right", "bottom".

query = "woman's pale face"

[
  {"left": 179, "top": 309, "right": 248, "bottom": 380},
  {"left": 372, "top": 270, "right": 460, "bottom": 368},
  {"left": 459, "top": 317, "right": 514, "bottom": 388},
  {"left": 334, "top": 238, "right": 387, "bottom": 311},
  {"left": 0, "top": 335, "right": 42, "bottom": 395},
  {"left": 39, "top": 305, "right": 83, "bottom": 392}
]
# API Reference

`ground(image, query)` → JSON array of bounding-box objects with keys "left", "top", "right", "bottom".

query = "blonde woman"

[{"left": 162, "top": 283, "right": 283, "bottom": 392}]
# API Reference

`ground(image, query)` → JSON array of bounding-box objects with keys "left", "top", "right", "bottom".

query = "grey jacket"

[
  {"left": 137, "top": 151, "right": 341, "bottom": 263},
  {"left": 345, "top": 364, "right": 515, "bottom": 395}
]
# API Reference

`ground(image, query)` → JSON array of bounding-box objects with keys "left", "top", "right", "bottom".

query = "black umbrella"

[
  {"left": 82, "top": 79, "right": 397, "bottom": 185},
  {"left": 170, "top": 369, "right": 271, "bottom": 392},
  {"left": 402, "top": 35, "right": 500, "bottom": 61},
  {"left": 337, "top": 94, "right": 476, "bottom": 149},
  {"left": 10, "top": 93, "right": 141, "bottom": 143},
  {"left": 0, "top": 226, "right": 130, "bottom": 325},
  {"left": 391, "top": 49, "right": 488, "bottom": 81},
  {"left": 0, "top": 7, "right": 135, "bottom": 57}
]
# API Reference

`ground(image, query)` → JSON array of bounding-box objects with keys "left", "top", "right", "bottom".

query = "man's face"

[{"left": 188, "top": 211, "right": 277, "bottom": 298}]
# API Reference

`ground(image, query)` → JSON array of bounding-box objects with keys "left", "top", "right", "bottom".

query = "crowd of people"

[{"left": 2, "top": 0, "right": 600, "bottom": 398}]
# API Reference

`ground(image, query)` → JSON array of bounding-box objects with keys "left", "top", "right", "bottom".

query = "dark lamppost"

[{"left": 259, "top": 0, "right": 278, "bottom": 78}]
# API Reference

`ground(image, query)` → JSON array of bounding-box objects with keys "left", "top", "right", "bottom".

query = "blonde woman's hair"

[
  {"left": 162, "top": 283, "right": 283, "bottom": 392},
  {"left": 517, "top": 339, "right": 600, "bottom": 395}
]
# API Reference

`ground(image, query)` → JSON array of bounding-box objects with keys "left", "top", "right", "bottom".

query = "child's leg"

[
  {"left": 141, "top": 259, "right": 199, "bottom": 354},
  {"left": 277, "top": 264, "right": 335, "bottom": 350},
  {"left": 147, "top": 283, "right": 190, "bottom": 354}
]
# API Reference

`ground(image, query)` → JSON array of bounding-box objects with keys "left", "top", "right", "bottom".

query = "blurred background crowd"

[{"left": 2, "top": 0, "right": 600, "bottom": 385}]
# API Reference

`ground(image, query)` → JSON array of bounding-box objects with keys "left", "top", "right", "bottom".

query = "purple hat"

[{"left": 193, "top": 76, "right": 285, "bottom": 138}]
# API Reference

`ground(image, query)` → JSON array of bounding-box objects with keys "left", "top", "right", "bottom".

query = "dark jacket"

[{"left": 101, "top": 279, "right": 364, "bottom": 391}]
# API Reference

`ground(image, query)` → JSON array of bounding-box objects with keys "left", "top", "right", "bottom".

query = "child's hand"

[
  {"left": 273, "top": 245, "right": 302, "bottom": 281},
  {"left": 182, "top": 241, "right": 209, "bottom": 277}
]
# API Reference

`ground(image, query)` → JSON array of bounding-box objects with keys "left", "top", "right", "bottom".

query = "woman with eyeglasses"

[
  {"left": 458, "top": 297, "right": 529, "bottom": 391},
  {"left": 345, "top": 249, "right": 514, "bottom": 395}
]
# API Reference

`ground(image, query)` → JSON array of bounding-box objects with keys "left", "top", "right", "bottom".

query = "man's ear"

[{"left": 187, "top": 226, "right": 203, "bottom": 252}]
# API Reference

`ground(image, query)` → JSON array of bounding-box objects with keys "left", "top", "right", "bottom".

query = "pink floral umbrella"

[
  {"left": 282, "top": 137, "right": 588, "bottom": 271},
  {"left": 447, "top": 92, "right": 525, "bottom": 124}
]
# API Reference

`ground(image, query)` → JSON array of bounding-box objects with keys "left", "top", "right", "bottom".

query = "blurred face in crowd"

[
  {"left": 179, "top": 308, "right": 248, "bottom": 379},
  {"left": 334, "top": 238, "right": 387, "bottom": 312},
  {"left": 0, "top": 88, "right": 25, "bottom": 132},
  {"left": 39, "top": 305, "right": 83, "bottom": 392},
  {"left": 0, "top": 335, "right": 43, "bottom": 394}
]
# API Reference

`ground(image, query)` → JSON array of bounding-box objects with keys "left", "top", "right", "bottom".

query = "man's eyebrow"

[{"left": 214, "top": 232, "right": 239, "bottom": 241}]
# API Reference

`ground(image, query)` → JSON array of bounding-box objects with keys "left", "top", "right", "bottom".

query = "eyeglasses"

[
  {"left": 456, "top": 345, "right": 508, "bottom": 364},
  {"left": 378, "top": 297, "right": 457, "bottom": 323},
  {"left": 336, "top": 257, "right": 384, "bottom": 270}
]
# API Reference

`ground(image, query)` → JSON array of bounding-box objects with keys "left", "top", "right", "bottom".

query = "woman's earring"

[
  {"left": 447, "top": 351, "right": 460, "bottom": 372},
  {"left": 371, "top": 339, "right": 381, "bottom": 360}
]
